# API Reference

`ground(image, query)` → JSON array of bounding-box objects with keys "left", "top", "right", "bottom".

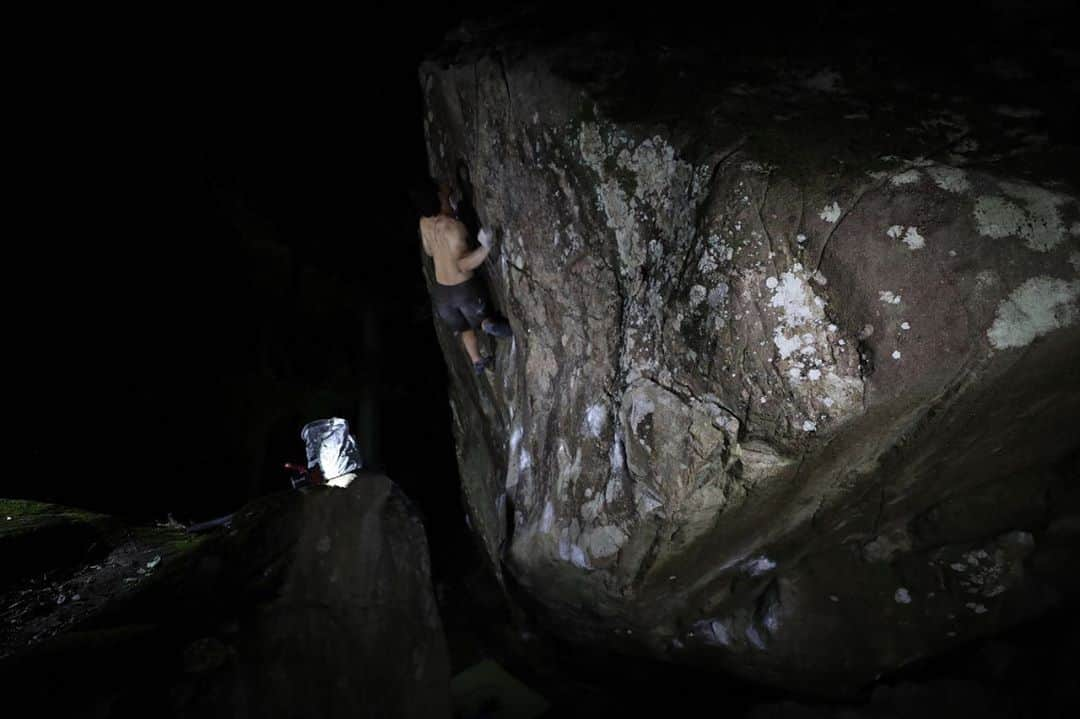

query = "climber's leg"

[
  {"left": 481, "top": 316, "right": 513, "bottom": 338},
  {"left": 461, "top": 329, "right": 483, "bottom": 363}
]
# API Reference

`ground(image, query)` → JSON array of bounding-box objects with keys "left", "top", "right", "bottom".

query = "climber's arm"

[
  {"left": 419, "top": 219, "right": 433, "bottom": 256},
  {"left": 457, "top": 244, "right": 490, "bottom": 272},
  {"left": 456, "top": 227, "right": 494, "bottom": 272}
]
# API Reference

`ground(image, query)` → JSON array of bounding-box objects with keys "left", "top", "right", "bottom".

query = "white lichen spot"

[
  {"left": 901, "top": 321, "right": 911, "bottom": 330},
  {"left": 765, "top": 276, "right": 779, "bottom": 289},
  {"left": 540, "top": 501, "right": 555, "bottom": 533},
  {"left": 927, "top": 166, "right": 972, "bottom": 193},
  {"left": 879, "top": 290, "right": 902, "bottom": 305},
  {"left": 892, "top": 350, "right": 902, "bottom": 360},
  {"left": 894, "top": 588, "right": 912, "bottom": 604},
  {"left": 803, "top": 420, "right": 817, "bottom": 432},
  {"left": 890, "top": 169, "right": 921, "bottom": 186},
  {"left": 808, "top": 369, "right": 822, "bottom": 381},
  {"left": 819, "top": 202, "right": 842, "bottom": 223},
  {"left": 887, "top": 225, "right": 904, "bottom": 239},
  {"left": 902, "top": 227, "right": 925, "bottom": 250},
  {"left": 823, "top": 397, "right": 835, "bottom": 407},
  {"left": 689, "top": 284, "right": 707, "bottom": 308},
  {"left": 796, "top": 233, "right": 807, "bottom": 243},
  {"left": 987, "top": 276, "right": 1079, "bottom": 349},
  {"left": 770, "top": 273, "right": 816, "bottom": 324},
  {"left": 520, "top": 449, "right": 532, "bottom": 472},
  {"left": 829, "top": 595, "right": 840, "bottom": 602},
  {"left": 975, "top": 183, "right": 1070, "bottom": 252}
]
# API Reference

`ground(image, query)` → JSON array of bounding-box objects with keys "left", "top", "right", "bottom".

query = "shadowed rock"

[{"left": 0, "top": 475, "right": 451, "bottom": 718}]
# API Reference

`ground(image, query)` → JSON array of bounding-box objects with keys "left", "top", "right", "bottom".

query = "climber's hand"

[{"left": 477, "top": 227, "right": 494, "bottom": 250}]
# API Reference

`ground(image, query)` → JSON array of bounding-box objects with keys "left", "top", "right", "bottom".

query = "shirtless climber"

[{"left": 418, "top": 181, "right": 512, "bottom": 374}]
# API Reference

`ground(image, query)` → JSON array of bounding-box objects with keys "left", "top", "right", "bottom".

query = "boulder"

[
  {"left": 419, "top": 26, "right": 1080, "bottom": 695},
  {"left": 0, "top": 475, "right": 451, "bottom": 718}
]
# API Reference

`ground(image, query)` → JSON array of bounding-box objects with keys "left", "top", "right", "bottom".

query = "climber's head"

[
  {"left": 437, "top": 181, "right": 455, "bottom": 215},
  {"left": 407, "top": 177, "right": 442, "bottom": 220}
]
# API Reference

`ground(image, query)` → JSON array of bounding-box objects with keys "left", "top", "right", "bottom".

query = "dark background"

[{"left": 4, "top": 0, "right": 1077, "bottom": 545}]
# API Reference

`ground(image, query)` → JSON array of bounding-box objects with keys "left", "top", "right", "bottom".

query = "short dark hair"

[{"left": 406, "top": 178, "right": 441, "bottom": 220}]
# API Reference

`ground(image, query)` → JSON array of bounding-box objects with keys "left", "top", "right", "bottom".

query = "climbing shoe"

[
  {"left": 473, "top": 355, "right": 495, "bottom": 375},
  {"left": 481, "top": 317, "right": 513, "bottom": 338}
]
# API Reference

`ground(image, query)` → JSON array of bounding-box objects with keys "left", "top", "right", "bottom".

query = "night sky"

[{"left": 5, "top": 0, "right": 1077, "bottom": 531}]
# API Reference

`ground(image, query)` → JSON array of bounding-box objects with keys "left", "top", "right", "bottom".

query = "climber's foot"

[
  {"left": 481, "top": 317, "right": 513, "bottom": 338},
  {"left": 473, "top": 355, "right": 494, "bottom": 375}
]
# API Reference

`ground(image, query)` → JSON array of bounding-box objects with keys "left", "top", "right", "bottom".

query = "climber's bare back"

[{"left": 420, "top": 215, "right": 472, "bottom": 285}]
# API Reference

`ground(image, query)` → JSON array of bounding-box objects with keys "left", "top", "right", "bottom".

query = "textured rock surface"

[
  {"left": 420, "top": 29, "right": 1080, "bottom": 694},
  {"left": 1, "top": 478, "right": 451, "bottom": 718}
]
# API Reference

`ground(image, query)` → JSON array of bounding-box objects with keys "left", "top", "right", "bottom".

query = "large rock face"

[{"left": 419, "top": 29, "right": 1080, "bottom": 694}]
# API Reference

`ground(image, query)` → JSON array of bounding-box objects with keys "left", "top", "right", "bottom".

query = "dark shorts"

[{"left": 432, "top": 277, "right": 492, "bottom": 333}]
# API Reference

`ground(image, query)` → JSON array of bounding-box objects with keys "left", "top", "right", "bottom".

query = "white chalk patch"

[
  {"left": 796, "top": 233, "right": 807, "bottom": 243},
  {"left": 540, "top": 501, "right": 555, "bottom": 533},
  {"left": 901, "top": 322, "right": 911, "bottom": 330},
  {"left": 803, "top": 420, "right": 817, "bottom": 432},
  {"left": 743, "top": 556, "right": 777, "bottom": 576},
  {"left": 745, "top": 624, "right": 767, "bottom": 650},
  {"left": 819, "top": 202, "right": 842, "bottom": 223},
  {"left": 520, "top": 449, "right": 532, "bottom": 472},
  {"left": 894, "top": 588, "right": 912, "bottom": 604},
  {"left": 887, "top": 225, "right": 904, "bottom": 239},
  {"left": 808, "top": 369, "right": 822, "bottom": 381},
  {"left": 829, "top": 595, "right": 839, "bottom": 602},
  {"left": 892, "top": 351, "right": 902, "bottom": 360},
  {"left": 987, "top": 276, "right": 1079, "bottom": 349},
  {"left": 586, "top": 404, "right": 607, "bottom": 438}
]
